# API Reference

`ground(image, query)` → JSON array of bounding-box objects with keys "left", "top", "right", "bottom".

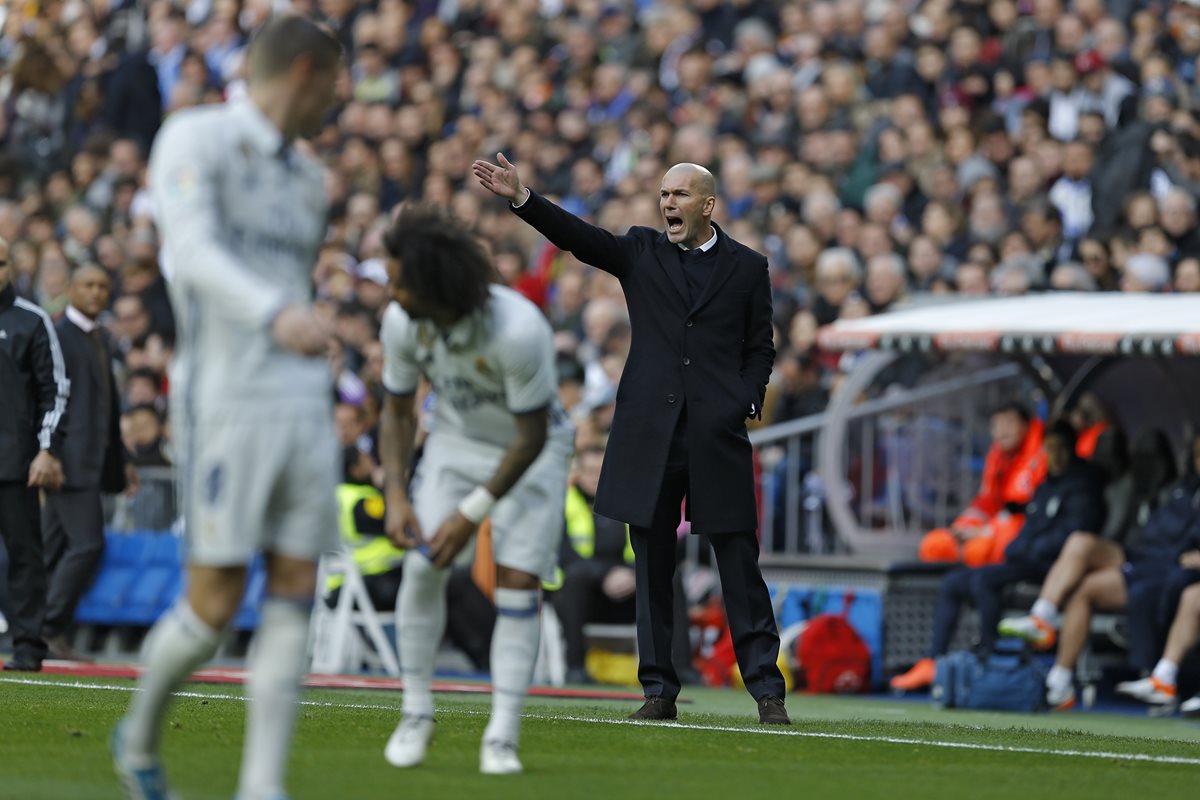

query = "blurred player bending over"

[
  {"left": 112, "top": 15, "right": 342, "bottom": 800},
  {"left": 378, "top": 204, "right": 573, "bottom": 775}
]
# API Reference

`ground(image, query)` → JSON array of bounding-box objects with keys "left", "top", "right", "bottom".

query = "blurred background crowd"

[{"left": 3, "top": 0, "right": 1200, "bottom": 492}]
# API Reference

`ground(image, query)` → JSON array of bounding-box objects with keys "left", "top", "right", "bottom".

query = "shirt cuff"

[{"left": 511, "top": 188, "right": 531, "bottom": 209}]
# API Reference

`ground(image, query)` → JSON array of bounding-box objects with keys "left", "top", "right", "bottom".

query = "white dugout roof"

[{"left": 817, "top": 293, "right": 1200, "bottom": 356}]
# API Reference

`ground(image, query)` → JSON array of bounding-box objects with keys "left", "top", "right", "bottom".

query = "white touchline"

[{"left": 4, "top": 677, "right": 1198, "bottom": 768}]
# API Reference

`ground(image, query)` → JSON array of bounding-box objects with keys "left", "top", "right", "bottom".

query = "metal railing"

[
  {"left": 106, "top": 359, "right": 1028, "bottom": 562},
  {"left": 106, "top": 466, "right": 179, "bottom": 532},
  {"left": 751, "top": 360, "right": 1030, "bottom": 559}
]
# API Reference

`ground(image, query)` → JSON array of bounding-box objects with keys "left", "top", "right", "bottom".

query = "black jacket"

[
  {"left": 1004, "top": 460, "right": 1104, "bottom": 567},
  {"left": 0, "top": 284, "right": 69, "bottom": 481},
  {"left": 54, "top": 314, "right": 127, "bottom": 493},
  {"left": 1126, "top": 474, "right": 1200, "bottom": 566},
  {"left": 513, "top": 191, "right": 774, "bottom": 533}
]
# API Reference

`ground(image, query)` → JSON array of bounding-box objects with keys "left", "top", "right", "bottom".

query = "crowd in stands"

[
  {"left": 4, "top": 0, "right": 1200, "bottom": 695},
  {"left": 5, "top": 0, "right": 1200, "bottom": 475}
]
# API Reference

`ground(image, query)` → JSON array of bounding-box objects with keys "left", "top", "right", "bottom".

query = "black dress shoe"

[
  {"left": 629, "top": 696, "right": 678, "bottom": 721},
  {"left": 758, "top": 695, "right": 791, "bottom": 725},
  {"left": 3, "top": 657, "right": 43, "bottom": 672}
]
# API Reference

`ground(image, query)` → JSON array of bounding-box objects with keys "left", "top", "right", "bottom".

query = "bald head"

[
  {"left": 660, "top": 163, "right": 718, "bottom": 248},
  {"left": 665, "top": 163, "right": 717, "bottom": 198}
]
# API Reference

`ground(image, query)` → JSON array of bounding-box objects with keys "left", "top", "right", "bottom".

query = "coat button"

[
  {"left": 686, "top": 319, "right": 694, "bottom": 327},
  {"left": 683, "top": 357, "right": 691, "bottom": 366},
  {"left": 666, "top": 394, "right": 677, "bottom": 403}
]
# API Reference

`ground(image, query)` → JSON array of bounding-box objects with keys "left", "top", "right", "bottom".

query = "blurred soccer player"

[
  {"left": 377, "top": 204, "right": 573, "bottom": 775},
  {"left": 112, "top": 16, "right": 342, "bottom": 800}
]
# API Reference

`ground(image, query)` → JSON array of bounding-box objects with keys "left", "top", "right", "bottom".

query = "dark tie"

[{"left": 87, "top": 328, "right": 112, "bottom": 449}]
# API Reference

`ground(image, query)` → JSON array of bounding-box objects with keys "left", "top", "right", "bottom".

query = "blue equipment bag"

[{"left": 931, "top": 640, "right": 1046, "bottom": 712}]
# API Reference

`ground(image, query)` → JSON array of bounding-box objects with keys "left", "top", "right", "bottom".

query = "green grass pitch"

[{"left": 2, "top": 674, "right": 1198, "bottom": 800}]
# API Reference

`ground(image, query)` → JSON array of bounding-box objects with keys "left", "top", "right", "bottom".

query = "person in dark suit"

[
  {"left": 474, "top": 154, "right": 789, "bottom": 724},
  {"left": 42, "top": 264, "right": 134, "bottom": 661}
]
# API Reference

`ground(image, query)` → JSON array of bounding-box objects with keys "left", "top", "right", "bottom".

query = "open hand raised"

[{"left": 472, "top": 153, "right": 528, "bottom": 205}]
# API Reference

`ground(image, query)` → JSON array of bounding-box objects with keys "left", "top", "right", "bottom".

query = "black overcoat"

[{"left": 514, "top": 191, "right": 774, "bottom": 534}]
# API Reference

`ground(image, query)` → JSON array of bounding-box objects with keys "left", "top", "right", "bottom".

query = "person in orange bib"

[
  {"left": 919, "top": 402, "right": 1047, "bottom": 568},
  {"left": 1067, "top": 392, "right": 1110, "bottom": 460}
]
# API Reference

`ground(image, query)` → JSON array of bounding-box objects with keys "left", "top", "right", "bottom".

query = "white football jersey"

[
  {"left": 381, "top": 285, "right": 573, "bottom": 450},
  {"left": 150, "top": 98, "right": 331, "bottom": 421}
]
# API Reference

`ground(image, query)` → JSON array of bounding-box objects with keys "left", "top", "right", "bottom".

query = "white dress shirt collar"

[
  {"left": 66, "top": 305, "right": 96, "bottom": 333},
  {"left": 679, "top": 228, "right": 718, "bottom": 253}
]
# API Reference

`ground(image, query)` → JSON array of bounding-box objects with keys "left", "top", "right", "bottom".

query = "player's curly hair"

[{"left": 383, "top": 203, "right": 495, "bottom": 319}]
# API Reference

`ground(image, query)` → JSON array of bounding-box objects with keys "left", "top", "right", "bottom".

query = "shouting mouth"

[{"left": 665, "top": 215, "right": 684, "bottom": 235}]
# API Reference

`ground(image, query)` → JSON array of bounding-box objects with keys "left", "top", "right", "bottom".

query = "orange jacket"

[
  {"left": 954, "top": 418, "right": 1047, "bottom": 529},
  {"left": 1075, "top": 421, "right": 1108, "bottom": 460}
]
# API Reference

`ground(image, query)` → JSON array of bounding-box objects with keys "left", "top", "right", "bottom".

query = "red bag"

[{"left": 796, "top": 592, "right": 870, "bottom": 694}]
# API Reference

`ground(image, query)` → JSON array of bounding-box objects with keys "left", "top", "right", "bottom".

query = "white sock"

[
  {"left": 1152, "top": 659, "right": 1179, "bottom": 687},
  {"left": 1031, "top": 599, "right": 1060, "bottom": 628},
  {"left": 397, "top": 550, "right": 449, "bottom": 718},
  {"left": 122, "top": 601, "right": 222, "bottom": 766},
  {"left": 237, "top": 598, "right": 312, "bottom": 800},
  {"left": 1046, "top": 664, "right": 1073, "bottom": 692},
  {"left": 483, "top": 587, "right": 541, "bottom": 747}
]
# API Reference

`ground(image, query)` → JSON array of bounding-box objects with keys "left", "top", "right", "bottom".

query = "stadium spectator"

[
  {"left": 918, "top": 402, "right": 1047, "bottom": 567},
  {"left": 891, "top": 421, "right": 1104, "bottom": 692}
]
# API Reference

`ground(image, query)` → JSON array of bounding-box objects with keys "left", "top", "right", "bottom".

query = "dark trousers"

[
  {"left": 0, "top": 482, "right": 48, "bottom": 660},
  {"left": 1123, "top": 562, "right": 1174, "bottom": 673},
  {"left": 631, "top": 437, "right": 784, "bottom": 702},
  {"left": 930, "top": 562, "right": 1046, "bottom": 657},
  {"left": 42, "top": 489, "right": 105, "bottom": 639}
]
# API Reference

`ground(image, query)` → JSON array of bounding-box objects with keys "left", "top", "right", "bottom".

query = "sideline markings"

[{"left": 4, "top": 677, "right": 1198, "bottom": 767}]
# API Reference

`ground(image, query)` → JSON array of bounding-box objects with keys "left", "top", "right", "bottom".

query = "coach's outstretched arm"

[
  {"left": 150, "top": 119, "right": 331, "bottom": 356},
  {"left": 473, "top": 153, "right": 640, "bottom": 279}
]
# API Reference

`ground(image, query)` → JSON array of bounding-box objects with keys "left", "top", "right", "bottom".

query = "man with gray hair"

[
  {"left": 865, "top": 252, "right": 908, "bottom": 313},
  {"left": 1122, "top": 253, "right": 1171, "bottom": 292},
  {"left": 992, "top": 255, "right": 1044, "bottom": 296},
  {"left": 1049, "top": 262, "right": 1098, "bottom": 292},
  {"left": 813, "top": 247, "right": 863, "bottom": 324},
  {"left": 1159, "top": 188, "right": 1200, "bottom": 260},
  {"left": 802, "top": 191, "right": 841, "bottom": 243},
  {"left": 864, "top": 182, "right": 904, "bottom": 227}
]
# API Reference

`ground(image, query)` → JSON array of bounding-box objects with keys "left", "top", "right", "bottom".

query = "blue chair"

[
  {"left": 232, "top": 558, "right": 267, "bottom": 631},
  {"left": 75, "top": 531, "right": 151, "bottom": 625}
]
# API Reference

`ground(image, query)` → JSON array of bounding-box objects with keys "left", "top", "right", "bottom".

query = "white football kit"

[
  {"left": 381, "top": 284, "right": 574, "bottom": 581},
  {"left": 150, "top": 98, "right": 338, "bottom": 565}
]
